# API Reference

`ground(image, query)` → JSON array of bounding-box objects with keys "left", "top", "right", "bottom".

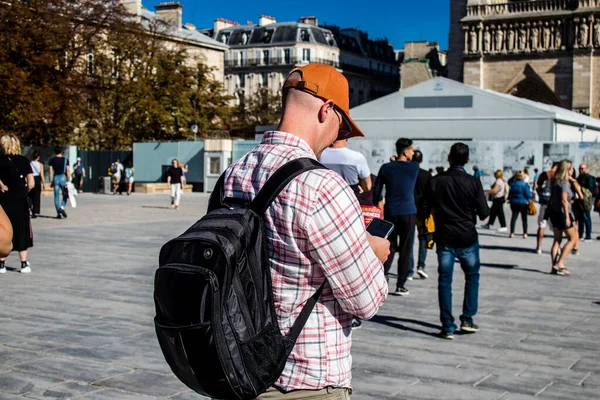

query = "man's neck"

[
  {"left": 397, "top": 155, "right": 410, "bottom": 162},
  {"left": 450, "top": 165, "right": 465, "bottom": 170}
]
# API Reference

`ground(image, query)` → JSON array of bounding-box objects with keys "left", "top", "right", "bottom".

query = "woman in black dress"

[{"left": 0, "top": 134, "right": 34, "bottom": 273}]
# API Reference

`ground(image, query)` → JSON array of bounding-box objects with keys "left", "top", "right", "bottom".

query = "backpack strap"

[
  {"left": 207, "top": 172, "right": 226, "bottom": 212},
  {"left": 250, "top": 158, "right": 325, "bottom": 214},
  {"left": 287, "top": 281, "right": 326, "bottom": 341}
]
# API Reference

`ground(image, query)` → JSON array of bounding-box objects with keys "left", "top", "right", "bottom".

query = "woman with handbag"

[
  {"left": 548, "top": 160, "right": 577, "bottom": 276},
  {"left": 569, "top": 165, "right": 584, "bottom": 255},
  {"left": 0, "top": 134, "right": 35, "bottom": 273},
  {"left": 482, "top": 170, "right": 508, "bottom": 232},
  {"left": 508, "top": 171, "right": 532, "bottom": 238}
]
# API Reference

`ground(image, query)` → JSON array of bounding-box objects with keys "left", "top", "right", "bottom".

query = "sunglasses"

[{"left": 333, "top": 105, "right": 352, "bottom": 138}]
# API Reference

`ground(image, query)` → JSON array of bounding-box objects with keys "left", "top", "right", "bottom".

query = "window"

[
  {"left": 86, "top": 53, "right": 94, "bottom": 75},
  {"left": 209, "top": 157, "right": 220, "bottom": 175},
  {"left": 302, "top": 48, "right": 311, "bottom": 62},
  {"left": 261, "top": 72, "right": 268, "bottom": 87},
  {"left": 263, "top": 50, "right": 270, "bottom": 65},
  {"left": 300, "top": 29, "right": 310, "bottom": 42},
  {"left": 256, "top": 50, "right": 262, "bottom": 65},
  {"left": 284, "top": 48, "right": 291, "bottom": 64},
  {"left": 238, "top": 74, "right": 245, "bottom": 88},
  {"left": 239, "top": 51, "right": 245, "bottom": 66}
]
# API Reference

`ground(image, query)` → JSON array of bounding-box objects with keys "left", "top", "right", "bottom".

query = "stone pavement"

[{"left": 0, "top": 193, "right": 599, "bottom": 399}]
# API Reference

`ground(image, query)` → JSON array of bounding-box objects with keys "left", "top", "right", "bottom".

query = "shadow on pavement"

[
  {"left": 141, "top": 206, "right": 173, "bottom": 210},
  {"left": 481, "top": 263, "right": 548, "bottom": 275},
  {"left": 480, "top": 245, "right": 536, "bottom": 254},
  {"left": 370, "top": 315, "right": 441, "bottom": 337}
]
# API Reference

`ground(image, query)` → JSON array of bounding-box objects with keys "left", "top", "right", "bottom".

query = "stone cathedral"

[{"left": 448, "top": 0, "right": 600, "bottom": 118}]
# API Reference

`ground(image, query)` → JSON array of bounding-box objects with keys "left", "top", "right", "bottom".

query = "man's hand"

[
  {"left": 366, "top": 232, "right": 391, "bottom": 263},
  {"left": 0, "top": 181, "right": 7, "bottom": 193}
]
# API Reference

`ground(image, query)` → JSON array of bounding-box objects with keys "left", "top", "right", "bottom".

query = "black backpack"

[{"left": 154, "top": 158, "right": 326, "bottom": 400}]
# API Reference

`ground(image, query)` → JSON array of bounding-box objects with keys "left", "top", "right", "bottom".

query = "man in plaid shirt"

[{"left": 221, "top": 64, "right": 389, "bottom": 399}]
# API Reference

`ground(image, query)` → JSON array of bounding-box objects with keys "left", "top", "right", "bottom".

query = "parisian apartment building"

[{"left": 201, "top": 15, "right": 400, "bottom": 108}]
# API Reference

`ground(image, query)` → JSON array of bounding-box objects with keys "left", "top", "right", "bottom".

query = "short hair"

[
  {"left": 172, "top": 158, "right": 178, "bottom": 164},
  {"left": 448, "top": 142, "right": 469, "bottom": 166},
  {"left": 494, "top": 169, "right": 504, "bottom": 179},
  {"left": 395, "top": 138, "right": 413, "bottom": 155},
  {"left": 514, "top": 171, "right": 524, "bottom": 180},
  {"left": 0, "top": 134, "right": 21, "bottom": 156},
  {"left": 32, "top": 151, "right": 40, "bottom": 160},
  {"left": 54, "top": 146, "right": 62, "bottom": 155},
  {"left": 534, "top": 168, "right": 539, "bottom": 173},
  {"left": 413, "top": 150, "right": 423, "bottom": 164}
]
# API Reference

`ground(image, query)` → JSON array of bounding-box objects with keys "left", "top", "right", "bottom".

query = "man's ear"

[{"left": 318, "top": 100, "right": 334, "bottom": 124}]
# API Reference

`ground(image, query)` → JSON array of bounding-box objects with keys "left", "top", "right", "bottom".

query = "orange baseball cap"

[{"left": 283, "top": 63, "right": 364, "bottom": 140}]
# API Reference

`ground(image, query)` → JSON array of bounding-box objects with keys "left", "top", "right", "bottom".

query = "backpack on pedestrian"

[
  {"left": 110, "top": 163, "right": 118, "bottom": 174},
  {"left": 154, "top": 158, "right": 326, "bottom": 400},
  {"left": 539, "top": 177, "right": 552, "bottom": 205},
  {"left": 581, "top": 187, "right": 594, "bottom": 212}
]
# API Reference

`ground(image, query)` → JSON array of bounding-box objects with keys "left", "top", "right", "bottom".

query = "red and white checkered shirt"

[{"left": 221, "top": 131, "right": 388, "bottom": 392}]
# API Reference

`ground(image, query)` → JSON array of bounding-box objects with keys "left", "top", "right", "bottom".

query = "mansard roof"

[
  {"left": 211, "top": 22, "right": 338, "bottom": 48},
  {"left": 140, "top": 9, "right": 228, "bottom": 50}
]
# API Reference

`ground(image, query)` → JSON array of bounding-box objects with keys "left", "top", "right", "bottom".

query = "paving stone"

[
  {"left": 24, "top": 381, "right": 101, "bottom": 399},
  {"left": 0, "top": 370, "right": 63, "bottom": 395},
  {"left": 1, "top": 194, "right": 600, "bottom": 399}
]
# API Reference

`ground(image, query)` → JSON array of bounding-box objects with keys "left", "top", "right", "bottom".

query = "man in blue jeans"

[
  {"left": 48, "top": 147, "right": 70, "bottom": 219},
  {"left": 423, "top": 143, "right": 490, "bottom": 339}
]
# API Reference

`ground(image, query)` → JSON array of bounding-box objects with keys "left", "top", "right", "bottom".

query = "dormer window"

[{"left": 301, "top": 29, "right": 310, "bottom": 42}]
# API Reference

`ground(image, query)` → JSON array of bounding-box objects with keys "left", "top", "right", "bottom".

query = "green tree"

[{"left": 233, "top": 87, "right": 282, "bottom": 138}]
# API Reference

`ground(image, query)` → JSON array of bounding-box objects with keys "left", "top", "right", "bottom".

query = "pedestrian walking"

[
  {"left": 548, "top": 160, "right": 578, "bottom": 276},
  {"left": 535, "top": 162, "right": 558, "bottom": 254},
  {"left": 28, "top": 151, "right": 45, "bottom": 218},
  {"left": 576, "top": 163, "right": 596, "bottom": 242},
  {"left": 508, "top": 171, "right": 532, "bottom": 238},
  {"left": 482, "top": 170, "right": 508, "bottom": 232},
  {"left": 409, "top": 150, "right": 432, "bottom": 280},
  {"left": 110, "top": 159, "right": 124, "bottom": 194},
  {"left": 320, "top": 137, "right": 372, "bottom": 330},
  {"left": 373, "top": 138, "right": 419, "bottom": 296},
  {"left": 124, "top": 162, "right": 134, "bottom": 196},
  {"left": 423, "top": 143, "right": 490, "bottom": 340},
  {"left": 48, "top": 147, "right": 70, "bottom": 219},
  {"left": 214, "top": 63, "right": 388, "bottom": 397},
  {"left": 523, "top": 167, "right": 531, "bottom": 185},
  {"left": 167, "top": 159, "right": 183, "bottom": 209},
  {"left": 178, "top": 162, "right": 188, "bottom": 189},
  {"left": 72, "top": 157, "right": 85, "bottom": 193},
  {"left": 568, "top": 165, "right": 584, "bottom": 256},
  {"left": 0, "top": 134, "right": 35, "bottom": 273}
]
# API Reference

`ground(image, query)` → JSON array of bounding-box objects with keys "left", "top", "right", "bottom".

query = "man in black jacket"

[
  {"left": 423, "top": 143, "right": 490, "bottom": 340},
  {"left": 576, "top": 163, "right": 596, "bottom": 242},
  {"left": 410, "top": 150, "right": 432, "bottom": 279}
]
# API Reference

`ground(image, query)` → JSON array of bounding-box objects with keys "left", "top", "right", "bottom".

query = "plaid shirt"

[{"left": 221, "top": 131, "right": 388, "bottom": 391}]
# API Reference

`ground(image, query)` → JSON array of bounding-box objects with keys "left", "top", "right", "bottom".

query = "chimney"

[
  {"left": 121, "top": 0, "right": 142, "bottom": 17},
  {"left": 155, "top": 2, "right": 183, "bottom": 28},
  {"left": 214, "top": 18, "right": 238, "bottom": 33},
  {"left": 299, "top": 16, "right": 318, "bottom": 26},
  {"left": 184, "top": 22, "right": 196, "bottom": 30},
  {"left": 259, "top": 15, "right": 276, "bottom": 26}
]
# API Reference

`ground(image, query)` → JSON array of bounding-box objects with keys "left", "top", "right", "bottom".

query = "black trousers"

[
  {"left": 383, "top": 213, "right": 416, "bottom": 289},
  {"left": 488, "top": 198, "right": 506, "bottom": 227},
  {"left": 73, "top": 173, "right": 82, "bottom": 190},
  {"left": 510, "top": 203, "right": 528, "bottom": 235},
  {"left": 28, "top": 176, "right": 42, "bottom": 215}
]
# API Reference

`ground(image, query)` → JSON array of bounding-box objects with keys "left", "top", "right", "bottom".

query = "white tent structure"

[{"left": 350, "top": 77, "right": 600, "bottom": 142}]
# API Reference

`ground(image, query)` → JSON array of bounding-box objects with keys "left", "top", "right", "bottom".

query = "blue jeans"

[
  {"left": 53, "top": 175, "right": 67, "bottom": 213},
  {"left": 408, "top": 235, "right": 428, "bottom": 277},
  {"left": 578, "top": 211, "right": 592, "bottom": 240},
  {"left": 437, "top": 242, "right": 481, "bottom": 333}
]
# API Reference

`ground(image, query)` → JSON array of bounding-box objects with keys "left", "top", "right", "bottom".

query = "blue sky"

[{"left": 174, "top": 0, "right": 451, "bottom": 50}]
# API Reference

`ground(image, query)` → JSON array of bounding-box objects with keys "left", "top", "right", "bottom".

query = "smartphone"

[{"left": 366, "top": 218, "right": 394, "bottom": 239}]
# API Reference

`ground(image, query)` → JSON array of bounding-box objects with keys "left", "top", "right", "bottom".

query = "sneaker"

[
  {"left": 20, "top": 261, "right": 31, "bottom": 274},
  {"left": 56, "top": 214, "right": 62, "bottom": 219},
  {"left": 351, "top": 318, "right": 363, "bottom": 330},
  {"left": 497, "top": 227, "right": 508, "bottom": 233},
  {"left": 59, "top": 209, "right": 67, "bottom": 218},
  {"left": 391, "top": 287, "right": 409, "bottom": 296},
  {"left": 407, "top": 276, "right": 413, "bottom": 281},
  {"left": 460, "top": 321, "right": 480, "bottom": 333},
  {"left": 584, "top": 239, "right": 592, "bottom": 243},
  {"left": 572, "top": 249, "right": 579, "bottom": 256},
  {"left": 536, "top": 248, "right": 542, "bottom": 255},
  {"left": 417, "top": 268, "right": 428, "bottom": 279},
  {"left": 440, "top": 331, "right": 454, "bottom": 340},
  {"left": 481, "top": 224, "right": 490, "bottom": 229},
  {"left": 0, "top": 266, "right": 6, "bottom": 274}
]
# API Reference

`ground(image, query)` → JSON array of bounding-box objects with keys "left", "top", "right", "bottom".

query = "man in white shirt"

[{"left": 319, "top": 139, "right": 371, "bottom": 196}]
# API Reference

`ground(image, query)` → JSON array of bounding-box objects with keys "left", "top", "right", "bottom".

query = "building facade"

[
  {"left": 396, "top": 41, "right": 448, "bottom": 89},
  {"left": 204, "top": 16, "right": 399, "bottom": 108},
  {"left": 121, "top": 0, "right": 228, "bottom": 81},
  {"left": 449, "top": 0, "right": 600, "bottom": 118}
]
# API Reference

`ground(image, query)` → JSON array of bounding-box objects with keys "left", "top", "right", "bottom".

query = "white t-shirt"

[
  {"left": 493, "top": 178, "right": 506, "bottom": 199},
  {"left": 319, "top": 147, "right": 370, "bottom": 186}
]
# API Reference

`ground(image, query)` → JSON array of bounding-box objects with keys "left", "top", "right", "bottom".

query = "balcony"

[
  {"left": 464, "top": 0, "right": 595, "bottom": 17},
  {"left": 225, "top": 57, "right": 340, "bottom": 69}
]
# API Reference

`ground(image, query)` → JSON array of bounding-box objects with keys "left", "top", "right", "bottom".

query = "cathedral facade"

[{"left": 449, "top": 0, "right": 600, "bottom": 118}]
